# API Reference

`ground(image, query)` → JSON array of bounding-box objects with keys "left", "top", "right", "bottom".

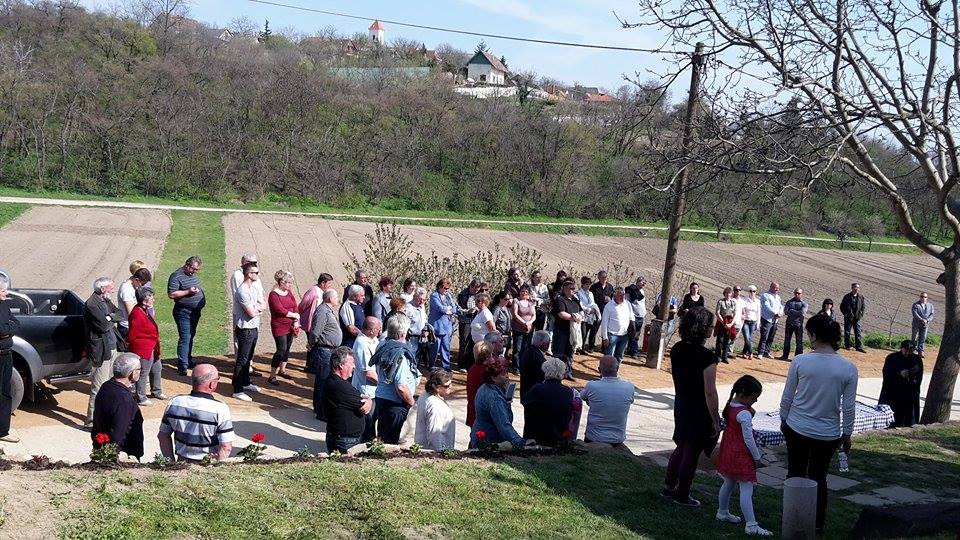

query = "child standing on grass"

[{"left": 716, "top": 375, "right": 773, "bottom": 536}]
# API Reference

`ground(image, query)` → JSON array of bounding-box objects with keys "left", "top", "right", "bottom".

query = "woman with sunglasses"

[{"left": 414, "top": 368, "right": 456, "bottom": 450}]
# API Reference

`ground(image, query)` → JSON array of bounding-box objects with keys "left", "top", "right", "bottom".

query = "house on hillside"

[
  {"left": 585, "top": 91, "right": 616, "bottom": 103},
  {"left": 466, "top": 51, "right": 508, "bottom": 85},
  {"left": 369, "top": 20, "right": 385, "bottom": 45}
]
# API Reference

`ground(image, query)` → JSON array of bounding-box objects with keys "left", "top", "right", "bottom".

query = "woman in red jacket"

[
  {"left": 127, "top": 287, "right": 164, "bottom": 405},
  {"left": 268, "top": 270, "right": 300, "bottom": 386}
]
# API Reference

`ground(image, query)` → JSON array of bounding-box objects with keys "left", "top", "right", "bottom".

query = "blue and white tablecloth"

[{"left": 752, "top": 402, "right": 895, "bottom": 447}]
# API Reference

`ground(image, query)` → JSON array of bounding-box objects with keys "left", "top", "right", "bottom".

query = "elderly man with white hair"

[
  {"left": 344, "top": 269, "right": 375, "bottom": 316},
  {"left": 580, "top": 355, "right": 636, "bottom": 446},
  {"left": 0, "top": 275, "right": 20, "bottom": 442},
  {"left": 158, "top": 363, "right": 235, "bottom": 463},
  {"left": 91, "top": 352, "right": 144, "bottom": 459},
  {"left": 521, "top": 357, "right": 575, "bottom": 445},
  {"left": 405, "top": 287, "right": 428, "bottom": 362},
  {"left": 84, "top": 276, "right": 122, "bottom": 429},
  {"left": 339, "top": 284, "right": 366, "bottom": 349},
  {"left": 371, "top": 314, "right": 418, "bottom": 443}
]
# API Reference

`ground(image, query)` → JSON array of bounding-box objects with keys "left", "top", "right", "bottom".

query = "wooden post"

[{"left": 647, "top": 42, "right": 706, "bottom": 369}]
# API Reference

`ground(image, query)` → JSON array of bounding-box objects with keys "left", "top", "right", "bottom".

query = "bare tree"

[{"left": 627, "top": 0, "right": 960, "bottom": 422}]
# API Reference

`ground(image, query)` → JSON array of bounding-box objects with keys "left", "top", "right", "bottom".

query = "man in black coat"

[
  {"left": 0, "top": 276, "right": 21, "bottom": 442},
  {"left": 522, "top": 357, "right": 574, "bottom": 445},
  {"left": 84, "top": 277, "right": 121, "bottom": 428},
  {"left": 519, "top": 330, "right": 551, "bottom": 399},
  {"left": 92, "top": 353, "right": 144, "bottom": 460},
  {"left": 878, "top": 340, "right": 923, "bottom": 427},
  {"left": 840, "top": 282, "right": 867, "bottom": 352}
]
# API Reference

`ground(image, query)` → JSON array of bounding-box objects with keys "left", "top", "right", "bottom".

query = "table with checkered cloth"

[{"left": 752, "top": 401, "right": 895, "bottom": 447}]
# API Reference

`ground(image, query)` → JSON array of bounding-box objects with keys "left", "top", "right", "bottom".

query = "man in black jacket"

[
  {"left": 588, "top": 271, "right": 615, "bottom": 353},
  {"left": 92, "top": 353, "right": 144, "bottom": 460},
  {"left": 84, "top": 277, "right": 121, "bottom": 429},
  {"left": 0, "top": 276, "right": 21, "bottom": 442},
  {"left": 840, "top": 283, "right": 867, "bottom": 352}
]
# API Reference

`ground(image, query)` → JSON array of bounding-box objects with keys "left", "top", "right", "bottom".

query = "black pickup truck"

[{"left": 6, "top": 288, "right": 89, "bottom": 411}]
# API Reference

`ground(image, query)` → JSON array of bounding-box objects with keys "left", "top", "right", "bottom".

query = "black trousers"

[
  {"left": 375, "top": 397, "right": 409, "bottom": 444},
  {"left": 784, "top": 423, "right": 840, "bottom": 532},
  {"left": 271, "top": 332, "right": 293, "bottom": 369},
  {"left": 0, "top": 349, "right": 12, "bottom": 437},
  {"left": 234, "top": 328, "right": 258, "bottom": 394}
]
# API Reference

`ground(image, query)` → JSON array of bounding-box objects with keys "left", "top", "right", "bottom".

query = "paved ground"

[{"left": 2, "top": 350, "right": 956, "bottom": 465}]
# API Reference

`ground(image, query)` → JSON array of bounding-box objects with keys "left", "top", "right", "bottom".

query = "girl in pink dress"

[{"left": 716, "top": 375, "right": 773, "bottom": 536}]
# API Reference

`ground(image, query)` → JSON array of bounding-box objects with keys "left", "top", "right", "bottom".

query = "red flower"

[
  {"left": 562, "top": 430, "right": 573, "bottom": 439},
  {"left": 251, "top": 433, "right": 265, "bottom": 444},
  {"left": 476, "top": 430, "right": 487, "bottom": 440},
  {"left": 94, "top": 433, "right": 110, "bottom": 445}
]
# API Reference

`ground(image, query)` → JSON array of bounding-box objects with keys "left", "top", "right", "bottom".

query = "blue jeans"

[
  {"left": 844, "top": 318, "right": 863, "bottom": 349},
  {"left": 311, "top": 345, "right": 333, "bottom": 419},
  {"left": 430, "top": 333, "right": 452, "bottom": 370},
  {"left": 173, "top": 307, "right": 202, "bottom": 371},
  {"left": 512, "top": 330, "right": 532, "bottom": 370},
  {"left": 758, "top": 318, "right": 778, "bottom": 356},
  {"left": 604, "top": 333, "right": 628, "bottom": 362},
  {"left": 627, "top": 317, "right": 644, "bottom": 356},
  {"left": 375, "top": 397, "right": 409, "bottom": 444},
  {"left": 326, "top": 434, "right": 362, "bottom": 454},
  {"left": 740, "top": 320, "right": 757, "bottom": 355}
]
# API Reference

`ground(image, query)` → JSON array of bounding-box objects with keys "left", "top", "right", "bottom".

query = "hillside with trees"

[{"left": 0, "top": 1, "right": 946, "bottom": 241}]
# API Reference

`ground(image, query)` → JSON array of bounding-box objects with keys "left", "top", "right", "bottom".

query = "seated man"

[
  {"left": 324, "top": 346, "right": 373, "bottom": 453},
  {"left": 521, "top": 357, "right": 574, "bottom": 446},
  {"left": 158, "top": 363, "right": 235, "bottom": 462},
  {"left": 91, "top": 352, "right": 144, "bottom": 460},
  {"left": 580, "top": 355, "right": 635, "bottom": 446}
]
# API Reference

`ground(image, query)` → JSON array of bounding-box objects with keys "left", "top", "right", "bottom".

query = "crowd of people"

[{"left": 0, "top": 254, "right": 939, "bottom": 536}]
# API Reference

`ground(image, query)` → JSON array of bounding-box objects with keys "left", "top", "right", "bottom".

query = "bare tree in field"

[{"left": 627, "top": 0, "right": 960, "bottom": 422}]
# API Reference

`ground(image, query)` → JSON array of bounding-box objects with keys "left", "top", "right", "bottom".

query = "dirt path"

[
  {"left": 0, "top": 206, "right": 170, "bottom": 292},
  {"left": 223, "top": 213, "right": 942, "bottom": 353}
]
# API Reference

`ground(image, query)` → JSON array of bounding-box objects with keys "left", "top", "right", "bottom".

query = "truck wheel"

[{"left": 10, "top": 368, "right": 23, "bottom": 412}]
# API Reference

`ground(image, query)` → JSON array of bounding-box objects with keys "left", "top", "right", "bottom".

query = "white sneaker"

[
  {"left": 243, "top": 384, "right": 261, "bottom": 393},
  {"left": 138, "top": 398, "right": 153, "bottom": 407},
  {"left": 745, "top": 523, "right": 773, "bottom": 536},
  {"left": 232, "top": 392, "right": 253, "bottom": 402},
  {"left": 716, "top": 511, "right": 742, "bottom": 523}
]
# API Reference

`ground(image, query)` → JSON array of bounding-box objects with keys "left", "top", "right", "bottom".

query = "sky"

[{"left": 79, "top": 0, "right": 680, "bottom": 91}]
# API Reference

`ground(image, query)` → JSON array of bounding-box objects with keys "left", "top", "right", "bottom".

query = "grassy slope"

[
  {"left": 154, "top": 211, "right": 227, "bottom": 357},
  {"left": 0, "top": 187, "right": 924, "bottom": 254},
  {"left": 54, "top": 452, "right": 859, "bottom": 539},
  {"left": 0, "top": 202, "right": 29, "bottom": 227},
  {"left": 845, "top": 424, "right": 960, "bottom": 497}
]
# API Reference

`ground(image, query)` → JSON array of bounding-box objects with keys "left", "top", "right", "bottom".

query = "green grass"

[
  {"left": 56, "top": 453, "right": 858, "bottom": 539},
  {"left": 0, "top": 202, "right": 29, "bottom": 227},
  {"left": 154, "top": 210, "right": 227, "bottom": 357},
  {"left": 0, "top": 186, "right": 927, "bottom": 254},
  {"left": 844, "top": 424, "right": 960, "bottom": 497}
]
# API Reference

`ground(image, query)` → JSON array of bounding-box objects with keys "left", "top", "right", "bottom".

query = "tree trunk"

[{"left": 921, "top": 257, "right": 960, "bottom": 423}]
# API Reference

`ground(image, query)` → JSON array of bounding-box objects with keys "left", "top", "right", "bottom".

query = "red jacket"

[{"left": 127, "top": 305, "right": 160, "bottom": 360}]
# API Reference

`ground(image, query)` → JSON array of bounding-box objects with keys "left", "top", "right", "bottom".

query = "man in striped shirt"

[{"left": 158, "top": 363, "right": 235, "bottom": 462}]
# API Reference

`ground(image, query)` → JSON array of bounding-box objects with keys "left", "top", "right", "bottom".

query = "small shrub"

[
  {"left": 366, "top": 438, "right": 386, "bottom": 457},
  {"left": 238, "top": 433, "right": 267, "bottom": 462},
  {"left": 200, "top": 454, "right": 216, "bottom": 467},
  {"left": 294, "top": 446, "right": 311, "bottom": 458},
  {"left": 26, "top": 455, "right": 50, "bottom": 470},
  {"left": 90, "top": 433, "right": 120, "bottom": 465},
  {"left": 409, "top": 443, "right": 422, "bottom": 455},
  {"left": 151, "top": 453, "right": 171, "bottom": 468}
]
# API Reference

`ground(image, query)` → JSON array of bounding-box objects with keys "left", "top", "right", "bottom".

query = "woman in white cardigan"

[{"left": 415, "top": 368, "right": 456, "bottom": 450}]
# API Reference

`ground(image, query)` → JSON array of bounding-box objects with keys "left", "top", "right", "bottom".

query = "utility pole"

[{"left": 646, "top": 42, "right": 706, "bottom": 369}]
